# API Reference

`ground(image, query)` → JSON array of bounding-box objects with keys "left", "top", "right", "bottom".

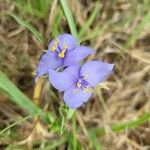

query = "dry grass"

[{"left": 0, "top": 0, "right": 150, "bottom": 149}]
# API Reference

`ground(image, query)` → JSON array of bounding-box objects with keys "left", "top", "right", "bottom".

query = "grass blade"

[
  {"left": 78, "top": 3, "right": 100, "bottom": 38},
  {"left": 0, "top": 71, "right": 41, "bottom": 114},
  {"left": 79, "top": 25, "right": 101, "bottom": 43},
  {"left": 0, "top": 113, "right": 41, "bottom": 135},
  {"left": 59, "top": 0, "right": 78, "bottom": 38},
  {"left": 52, "top": 8, "right": 64, "bottom": 36},
  {"left": 88, "top": 131, "right": 103, "bottom": 150},
  {"left": 8, "top": 13, "right": 44, "bottom": 44},
  {"left": 125, "top": 11, "right": 150, "bottom": 48},
  {"left": 90, "top": 112, "right": 150, "bottom": 135}
]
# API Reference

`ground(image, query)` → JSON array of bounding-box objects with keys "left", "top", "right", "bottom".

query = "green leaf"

[
  {"left": 59, "top": 0, "right": 78, "bottom": 38},
  {"left": 0, "top": 71, "right": 41, "bottom": 115},
  {"left": 8, "top": 13, "right": 44, "bottom": 44}
]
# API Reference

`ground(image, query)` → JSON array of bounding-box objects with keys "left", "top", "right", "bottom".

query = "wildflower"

[
  {"left": 48, "top": 61, "right": 114, "bottom": 109},
  {"left": 36, "top": 34, "right": 94, "bottom": 81}
]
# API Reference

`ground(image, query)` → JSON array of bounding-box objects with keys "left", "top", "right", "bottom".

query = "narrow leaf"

[
  {"left": 125, "top": 11, "right": 150, "bottom": 48},
  {"left": 8, "top": 13, "right": 44, "bottom": 44},
  {"left": 0, "top": 71, "right": 41, "bottom": 114},
  {"left": 59, "top": 0, "right": 78, "bottom": 38},
  {"left": 78, "top": 3, "right": 100, "bottom": 38}
]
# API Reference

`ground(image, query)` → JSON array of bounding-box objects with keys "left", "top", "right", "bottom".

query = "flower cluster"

[{"left": 36, "top": 34, "right": 114, "bottom": 109}]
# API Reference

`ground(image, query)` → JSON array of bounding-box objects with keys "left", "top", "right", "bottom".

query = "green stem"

[{"left": 72, "top": 113, "right": 77, "bottom": 150}]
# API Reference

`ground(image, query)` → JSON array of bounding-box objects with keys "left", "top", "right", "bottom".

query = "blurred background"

[{"left": 0, "top": 0, "right": 150, "bottom": 149}]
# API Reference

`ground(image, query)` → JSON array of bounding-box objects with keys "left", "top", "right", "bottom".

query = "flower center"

[
  {"left": 58, "top": 43, "right": 68, "bottom": 58},
  {"left": 73, "top": 75, "right": 90, "bottom": 94},
  {"left": 51, "top": 39, "right": 68, "bottom": 59}
]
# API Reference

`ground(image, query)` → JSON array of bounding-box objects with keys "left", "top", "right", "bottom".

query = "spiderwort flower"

[
  {"left": 48, "top": 61, "right": 114, "bottom": 109},
  {"left": 36, "top": 34, "right": 94, "bottom": 81}
]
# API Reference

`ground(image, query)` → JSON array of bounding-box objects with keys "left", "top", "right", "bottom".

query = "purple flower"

[
  {"left": 48, "top": 61, "right": 114, "bottom": 109},
  {"left": 36, "top": 34, "right": 94, "bottom": 81}
]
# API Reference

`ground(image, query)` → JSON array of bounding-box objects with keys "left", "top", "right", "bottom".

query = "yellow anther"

[
  {"left": 58, "top": 50, "right": 66, "bottom": 58},
  {"left": 61, "top": 43, "right": 67, "bottom": 53},
  {"left": 51, "top": 46, "right": 57, "bottom": 52},
  {"left": 63, "top": 43, "right": 68, "bottom": 49},
  {"left": 51, "top": 39, "right": 59, "bottom": 52},
  {"left": 73, "top": 89, "right": 77, "bottom": 94},
  {"left": 58, "top": 52, "right": 65, "bottom": 58},
  {"left": 62, "top": 49, "right": 66, "bottom": 54},
  {"left": 58, "top": 43, "right": 68, "bottom": 58},
  {"left": 83, "top": 86, "right": 90, "bottom": 93},
  {"left": 77, "top": 82, "right": 81, "bottom": 88},
  {"left": 54, "top": 39, "right": 59, "bottom": 45}
]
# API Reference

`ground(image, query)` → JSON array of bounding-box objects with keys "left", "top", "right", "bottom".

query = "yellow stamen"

[
  {"left": 58, "top": 43, "right": 68, "bottom": 58},
  {"left": 54, "top": 39, "right": 59, "bottom": 45},
  {"left": 73, "top": 89, "right": 77, "bottom": 94},
  {"left": 83, "top": 86, "right": 90, "bottom": 93},
  {"left": 63, "top": 43, "right": 68, "bottom": 49},
  {"left": 51, "top": 39, "right": 59, "bottom": 52},
  {"left": 77, "top": 82, "right": 81, "bottom": 88},
  {"left": 58, "top": 50, "right": 65, "bottom": 58},
  {"left": 51, "top": 46, "right": 57, "bottom": 52}
]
